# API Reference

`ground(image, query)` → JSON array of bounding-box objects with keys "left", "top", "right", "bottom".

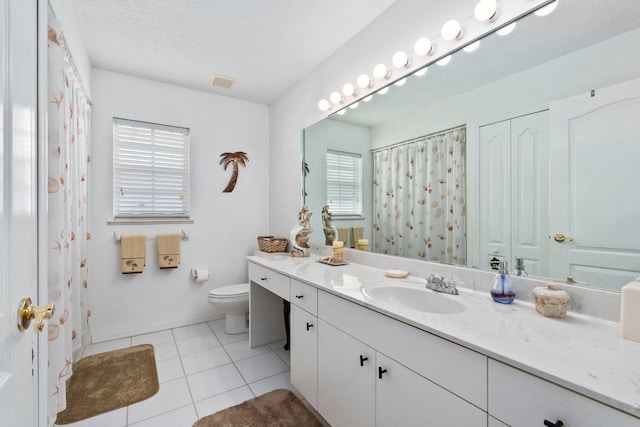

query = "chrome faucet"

[
  {"left": 426, "top": 274, "right": 459, "bottom": 295},
  {"left": 514, "top": 257, "right": 528, "bottom": 276}
]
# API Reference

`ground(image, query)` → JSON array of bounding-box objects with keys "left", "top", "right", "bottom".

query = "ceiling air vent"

[{"left": 209, "top": 74, "right": 236, "bottom": 89}]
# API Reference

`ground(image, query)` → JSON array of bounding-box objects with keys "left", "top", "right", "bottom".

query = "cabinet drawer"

[
  {"left": 488, "top": 359, "right": 639, "bottom": 426},
  {"left": 290, "top": 279, "right": 318, "bottom": 316},
  {"left": 318, "top": 290, "right": 487, "bottom": 410},
  {"left": 248, "top": 262, "right": 290, "bottom": 300}
]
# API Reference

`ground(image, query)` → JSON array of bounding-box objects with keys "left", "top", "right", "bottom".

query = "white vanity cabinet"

[
  {"left": 318, "top": 290, "right": 487, "bottom": 426},
  {"left": 317, "top": 320, "right": 375, "bottom": 427},
  {"left": 289, "top": 279, "right": 319, "bottom": 409},
  {"left": 488, "top": 360, "right": 639, "bottom": 427},
  {"left": 248, "top": 262, "right": 289, "bottom": 347}
]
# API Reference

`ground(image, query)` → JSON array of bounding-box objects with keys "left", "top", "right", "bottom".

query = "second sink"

[{"left": 360, "top": 280, "right": 467, "bottom": 315}]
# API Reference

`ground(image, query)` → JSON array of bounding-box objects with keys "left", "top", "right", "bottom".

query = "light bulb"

[
  {"left": 441, "top": 20, "right": 462, "bottom": 41},
  {"left": 463, "top": 41, "right": 481, "bottom": 52},
  {"left": 392, "top": 51, "right": 410, "bottom": 69},
  {"left": 329, "top": 91, "right": 343, "bottom": 104},
  {"left": 373, "top": 63, "right": 390, "bottom": 80},
  {"left": 349, "top": 102, "right": 360, "bottom": 109},
  {"left": 414, "top": 37, "right": 433, "bottom": 56},
  {"left": 342, "top": 83, "right": 357, "bottom": 97},
  {"left": 436, "top": 55, "right": 451, "bottom": 66},
  {"left": 414, "top": 68, "right": 427, "bottom": 77},
  {"left": 357, "top": 74, "right": 372, "bottom": 89},
  {"left": 362, "top": 95, "right": 373, "bottom": 102},
  {"left": 474, "top": 0, "right": 497, "bottom": 22},
  {"left": 534, "top": 1, "right": 557, "bottom": 16},
  {"left": 378, "top": 87, "right": 389, "bottom": 95},
  {"left": 394, "top": 78, "right": 407, "bottom": 87},
  {"left": 318, "top": 99, "right": 331, "bottom": 111},
  {"left": 496, "top": 22, "right": 516, "bottom": 36},
  {"left": 337, "top": 109, "right": 346, "bottom": 115}
]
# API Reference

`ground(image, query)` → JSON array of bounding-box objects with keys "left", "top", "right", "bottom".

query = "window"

[
  {"left": 326, "top": 149, "right": 363, "bottom": 217},
  {"left": 113, "top": 118, "right": 190, "bottom": 219}
]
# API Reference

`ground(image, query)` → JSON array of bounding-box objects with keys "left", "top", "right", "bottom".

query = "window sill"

[
  {"left": 333, "top": 216, "right": 365, "bottom": 221},
  {"left": 108, "top": 218, "right": 194, "bottom": 225}
]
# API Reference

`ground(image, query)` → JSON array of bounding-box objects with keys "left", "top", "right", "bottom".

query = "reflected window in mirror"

[{"left": 326, "top": 150, "right": 363, "bottom": 218}]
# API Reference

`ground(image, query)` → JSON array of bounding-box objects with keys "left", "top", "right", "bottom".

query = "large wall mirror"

[{"left": 303, "top": 0, "right": 640, "bottom": 292}]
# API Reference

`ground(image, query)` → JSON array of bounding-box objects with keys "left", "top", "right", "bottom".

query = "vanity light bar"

[{"left": 317, "top": 0, "right": 557, "bottom": 113}]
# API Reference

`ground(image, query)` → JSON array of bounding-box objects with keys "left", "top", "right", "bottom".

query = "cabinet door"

[
  {"left": 290, "top": 305, "right": 318, "bottom": 409},
  {"left": 488, "top": 359, "right": 639, "bottom": 427},
  {"left": 318, "top": 320, "right": 375, "bottom": 427},
  {"left": 376, "top": 353, "right": 486, "bottom": 427}
]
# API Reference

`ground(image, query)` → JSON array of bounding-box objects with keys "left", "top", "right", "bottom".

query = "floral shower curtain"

[
  {"left": 372, "top": 126, "right": 466, "bottom": 264},
  {"left": 47, "top": 17, "right": 91, "bottom": 425}
]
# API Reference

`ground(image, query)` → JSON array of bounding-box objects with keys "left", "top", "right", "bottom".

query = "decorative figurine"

[
  {"left": 321, "top": 205, "right": 338, "bottom": 246},
  {"left": 219, "top": 151, "right": 249, "bottom": 192},
  {"left": 290, "top": 205, "right": 313, "bottom": 257}
]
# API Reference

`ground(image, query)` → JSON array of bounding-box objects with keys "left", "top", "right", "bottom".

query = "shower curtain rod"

[
  {"left": 47, "top": 4, "right": 93, "bottom": 106},
  {"left": 370, "top": 123, "right": 465, "bottom": 154}
]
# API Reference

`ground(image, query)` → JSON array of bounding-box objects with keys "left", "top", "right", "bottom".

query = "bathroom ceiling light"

[
  {"left": 318, "top": 99, "right": 331, "bottom": 111},
  {"left": 463, "top": 40, "right": 481, "bottom": 52},
  {"left": 436, "top": 55, "right": 451, "bottom": 66},
  {"left": 496, "top": 22, "right": 517, "bottom": 36},
  {"left": 357, "top": 74, "right": 373, "bottom": 89},
  {"left": 342, "top": 83, "right": 357, "bottom": 97},
  {"left": 329, "top": 91, "right": 343, "bottom": 104},
  {"left": 414, "top": 37, "right": 434, "bottom": 56},
  {"left": 392, "top": 51, "right": 410, "bottom": 69},
  {"left": 337, "top": 109, "right": 346, "bottom": 115},
  {"left": 373, "top": 63, "right": 391, "bottom": 80},
  {"left": 474, "top": 0, "right": 498, "bottom": 22},
  {"left": 414, "top": 67, "right": 427, "bottom": 77},
  {"left": 534, "top": 1, "right": 557, "bottom": 16},
  {"left": 394, "top": 78, "right": 407, "bottom": 87},
  {"left": 441, "top": 20, "right": 463, "bottom": 41},
  {"left": 349, "top": 102, "right": 360, "bottom": 109},
  {"left": 362, "top": 95, "right": 373, "bottom": 102},
  {"left": 378, "top": 87, "right": 389, "bottom": 95}
]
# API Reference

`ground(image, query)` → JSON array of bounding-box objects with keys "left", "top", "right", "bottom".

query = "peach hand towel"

[
  {"left": 350, "top": 226, "right": 364, "bottom": 248},
  {"left": 157, "top": 233, "right": 181, "bottom": 269},
  {"left": 121, "top": 234, "right": 146, "bottom": 274},
  {"left": 337, "top": 227, "right": 350, "bottom": 248}
]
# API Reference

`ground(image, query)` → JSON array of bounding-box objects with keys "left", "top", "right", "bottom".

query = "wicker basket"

[{"left": 257, "top": 236, "right": 288, "bottom": 253}]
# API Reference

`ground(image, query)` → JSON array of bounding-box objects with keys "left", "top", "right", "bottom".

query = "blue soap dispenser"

[{"left": 491, "top": 260, "right": 516, "bottom": 304}]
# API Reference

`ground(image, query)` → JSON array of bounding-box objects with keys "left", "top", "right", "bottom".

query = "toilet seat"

[{"left": 208, "top": 283, "right": 249, "bottom": 299}]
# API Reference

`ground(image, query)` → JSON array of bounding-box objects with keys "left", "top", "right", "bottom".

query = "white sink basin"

[{"left": 360, "top": 280, "right": 466, "bottom": 315}]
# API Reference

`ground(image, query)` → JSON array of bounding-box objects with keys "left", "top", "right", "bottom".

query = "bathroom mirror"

[{"left": 303, "top": 0, "right": 640, "bottom": 291}]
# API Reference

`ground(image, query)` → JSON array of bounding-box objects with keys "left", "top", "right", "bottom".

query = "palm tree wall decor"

[{"left": 219, "top": 151, "right": 249, "bottom": 192}]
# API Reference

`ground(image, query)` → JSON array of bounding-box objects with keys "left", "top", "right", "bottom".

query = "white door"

[
  {"left": 0, "top": 1, "right": 43, "bottom": 426},
  {"left": 549, "top": 78, "right": 640, "bottom": 290}
]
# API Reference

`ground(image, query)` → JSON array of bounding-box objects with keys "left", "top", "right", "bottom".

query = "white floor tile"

[
  {"left": 248, "top": 371, "right": 299, "bottom": 398},
  {"left": 214, "top": 330, "right": 249, "bottom": 346},
  {"left": 223, "top": 339, "right": 270, "bottom": 361},
  {"left": 128, "top": 404, "right": 198, "bottom": 427},
  {"left": 55, "top": 407, "right": 127, "bottom": 427},
  {"left": 131, "top": 329, "right": 174, "bottom": 347},
  {"left": 156, "top": 357, "right": 185, "bottom": 383},
  {"left": 172, "top": 323, "right": 214, "bottom": 341},
  {"left": 127, "top": 377, "right": 192, "bottom": 425},
  {"left": 207, "top": 318, "right": 225, "bottom": 332},
  {"left": 186, "top": 364, "right": 246, "bottom": 402},
  {"left": 83, "top": 338, "right": 131, "bottom": 357},
  {"left": 268, "top": 339, "right": 287, "bottom": 351},
  {"left": 273, "top": 346, "right": 290, "bottom": 366},
  {"left": 234, "top": 351, "right": 290, "bottom": 384},
  {"left": 194, "top": 386, "right": 254, "bottom": 419},
  {"left": 181, "top": 346, "right": 231, "bottom": 376},
  {"left": 152, "top": 341, "right": 179, "bottom": 362},
  {"left": 175, "top": 334, "right": 221, "bottom": 356}
]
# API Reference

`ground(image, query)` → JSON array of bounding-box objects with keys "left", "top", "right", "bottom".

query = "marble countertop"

[{"left": 247, "top": 252, "right": 640, "bottom": 418}]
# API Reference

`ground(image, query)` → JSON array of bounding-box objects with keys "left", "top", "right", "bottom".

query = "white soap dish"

[{"left": 384, "top": 269, "right": 409, "bottom": 278}]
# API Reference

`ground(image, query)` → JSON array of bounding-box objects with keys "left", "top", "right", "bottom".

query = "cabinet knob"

[
  {"left": 260, "top": 277, "right": 267, "bottom": 281},
  {"left": 359, "top": 355, "right": 368, "bottom": 367},
  {"left": 378, "top": 366, "right": 387, "bottom": 379},
  {"left": 295, "top": 295, "right": 304, "bottom": 299},
  {"left": 543, "top": 420, "right": 564, "bottom": 427},
  {"left": 306, "top": 322, "right": 314, "bottom": 331}
]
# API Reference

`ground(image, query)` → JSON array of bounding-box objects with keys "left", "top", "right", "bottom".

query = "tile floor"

[{"left": 55, "top": 319, "right": 321, "bottom": 427}]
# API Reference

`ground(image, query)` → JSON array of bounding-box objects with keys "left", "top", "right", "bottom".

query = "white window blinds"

[
  {"left": 326, "top": 149, "right": 363, "bottom": 216},
  {"left": 113, "top": 118, "right": 190, "bottom": 218}
]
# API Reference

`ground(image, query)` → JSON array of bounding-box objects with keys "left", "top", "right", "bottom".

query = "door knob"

[
  {"left": 17, "top": 297, "right": 55, "bottom": 333},
  {"left": 553, "top": 233, "right": 574, "bottom": 243}
]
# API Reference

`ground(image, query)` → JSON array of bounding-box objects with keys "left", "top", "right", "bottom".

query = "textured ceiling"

[{"left": 72, "top": 0, "right": 398, "bottom": 105}]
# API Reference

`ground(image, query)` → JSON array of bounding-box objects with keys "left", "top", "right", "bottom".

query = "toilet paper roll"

[{"left": 191, "top": 268, "right": 209, "bottom": 283}]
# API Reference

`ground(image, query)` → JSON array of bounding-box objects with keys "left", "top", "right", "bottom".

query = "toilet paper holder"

[{"left": 191, "top": 268, "right": 209, "bottom": 283}]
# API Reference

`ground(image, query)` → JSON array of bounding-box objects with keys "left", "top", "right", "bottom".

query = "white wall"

[{"left": 89, "top": 69, "right": 269, "bottom": 342}]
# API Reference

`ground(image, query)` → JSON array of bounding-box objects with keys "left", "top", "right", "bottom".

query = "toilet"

[{"left": 208, "top": 283, "right": 250, "bottom": 334}]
